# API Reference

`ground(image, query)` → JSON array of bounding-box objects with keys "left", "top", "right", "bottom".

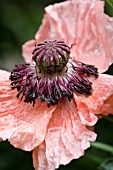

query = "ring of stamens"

[{"left": 10, "top": 40, "right": 98, "bottom": 107}]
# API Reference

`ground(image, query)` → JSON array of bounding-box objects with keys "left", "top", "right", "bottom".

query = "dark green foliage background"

[{"left": 0, "top": 0, "right": 113, "bottom": 170}]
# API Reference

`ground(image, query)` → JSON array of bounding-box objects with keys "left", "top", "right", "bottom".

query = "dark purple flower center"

[
  {"left": 9, "top": 40, "right": 98, "bottom": 107},
  {"left": 32, "top": 40, "right": 70, "bottom": 74}
]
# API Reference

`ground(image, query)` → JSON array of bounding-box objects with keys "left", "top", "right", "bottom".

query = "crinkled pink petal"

[
  {"left": 33, "top": 98, "right": 96, "bottom": 170},
  {"left": 33, "top": 144, "right": 47, "bottom": 170},
  {"left": 22, "top": 0, "right": 113, "bottom": 73},
  {"left": 73, "top": 74, "right": 113, "bottom": 126},
  {"left": 0, "top": 70, "right": 56, "bottom": 151}
]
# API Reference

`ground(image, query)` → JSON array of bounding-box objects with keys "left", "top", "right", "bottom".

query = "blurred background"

[{"left": 0, "top": 0, "right": 113, "bottom": 170}]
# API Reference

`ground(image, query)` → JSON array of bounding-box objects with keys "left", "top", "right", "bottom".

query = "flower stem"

[
  {"left": 86, "top": 153, "right": 104, "bottom": 164},
  {"left": 91, "top": 142, "right": 113, "bottom": 154}
]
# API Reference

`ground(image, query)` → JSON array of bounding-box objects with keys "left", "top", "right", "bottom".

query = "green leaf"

[
  {"left": 98, "top": 158, "right": 113, "bottom": 170},
  {"left": 106, "top": 0, "right": 113, "bottom": 8},
  {"left": 86, "top": 153, "right": 104, "bottom": 164},
  {"left": 91, "top": 142, "right": 113, "bottom": 154}
]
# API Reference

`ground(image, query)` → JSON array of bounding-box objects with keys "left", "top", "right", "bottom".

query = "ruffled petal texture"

[
  {"left": 33, "top": 98, "right": 97, "bottom": 170},
  {"left": 1, "top": 1, "right": 113, "bottom": 170},
  {"left": 0, "top": 70, "right": 56, "bottom": 151},
  {"left": 22, "top": 0, "right": 113, "bottom": 73},
  {"left": 74, "top": 74, "right": 113, "bottom": 126}
]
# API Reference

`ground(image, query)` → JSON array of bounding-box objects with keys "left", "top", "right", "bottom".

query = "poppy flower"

[{"left": 0, "top": 0, "right": 113, "bottom": 170}]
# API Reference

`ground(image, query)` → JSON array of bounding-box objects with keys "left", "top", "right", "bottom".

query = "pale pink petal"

[
  {"left": 0, "top": 70, "right": 56, "bottom": 151},
  {"left": 71, "top": 0, "right": 113, "bottom": 73},
  {"left": 33, "top": 98, "right": 96, "bottom": 170},
  {"left": 0, "top": 138, "right": 3, "bottom": 141},
  {"left": 22, "top": 0, "right": 113, "bottom": 72},
  {"left": 33, "top": 144, "right": 47, "bottom": 170},
  {"left": 73, "top": 74, "right": 113, "bottom": 126}
]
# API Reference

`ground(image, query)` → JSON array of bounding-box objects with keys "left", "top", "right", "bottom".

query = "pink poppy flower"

[{"left": 0, "top": 0, "right": 113, "bottom": 170}]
